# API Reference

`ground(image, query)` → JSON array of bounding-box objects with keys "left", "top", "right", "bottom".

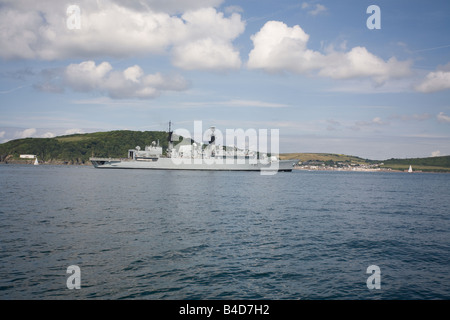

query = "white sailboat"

[
  {"left": 408, "top": 165, "right": 412, "bottom": 173},
  {"left": 34, "top": 157, "right": 39, "bottom": 165}
]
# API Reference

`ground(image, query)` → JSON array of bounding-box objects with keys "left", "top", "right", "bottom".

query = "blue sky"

[{"left": 1, "top": 0, "right": 450, "bottom": 159}]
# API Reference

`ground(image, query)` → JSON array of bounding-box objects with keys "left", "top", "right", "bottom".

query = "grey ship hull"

[{"left": 90, "top": 157, "right": 295, "bottom": 172}]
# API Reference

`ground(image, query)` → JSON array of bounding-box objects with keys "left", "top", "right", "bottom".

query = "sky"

[{"left": 1, "top": 0, "right": 450, "bottom": 160}]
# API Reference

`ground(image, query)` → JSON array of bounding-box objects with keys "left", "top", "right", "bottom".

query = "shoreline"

[
  {"left": 2, "top": 161, "right": 449, "bottom": 173},
  {"left": 294, "top": 166, "right": 401, "bottom": 172},
  {"left": 293, "top": 166, "right": 448, "bottom": 173},
  {"left": 0, "top": 160, "right": 91, "bottom": 166}
]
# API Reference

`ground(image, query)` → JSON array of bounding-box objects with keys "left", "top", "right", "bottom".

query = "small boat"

[
  {"left": 34, "top": 157, "right": 39, "bottom": 165},
  {"left": 408, "top": 165, "right": 412, "bottom": 173}
]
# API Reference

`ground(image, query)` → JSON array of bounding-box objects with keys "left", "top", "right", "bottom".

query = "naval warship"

[{"left": 89, "top": 123, "right": 296, "bottom": 173}]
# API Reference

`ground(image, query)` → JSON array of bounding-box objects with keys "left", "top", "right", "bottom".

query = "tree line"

[{"left": 0, "top": 130, "right": 169, "bottom": 164}]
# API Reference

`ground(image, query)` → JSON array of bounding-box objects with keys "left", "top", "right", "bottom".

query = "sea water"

[{"left": 1, "top": 164, "right": 449, "bottom": 299}]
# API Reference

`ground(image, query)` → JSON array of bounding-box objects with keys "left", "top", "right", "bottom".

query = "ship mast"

[
  {"left": 168, "top": 121, "right": 174, "bottom": 156},
  {"left": 209, "top": 126, "right": 216, "bottom": 157}
]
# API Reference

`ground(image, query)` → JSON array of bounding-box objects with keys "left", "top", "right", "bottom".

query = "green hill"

[
  {"left": 279, "top": 152, "right": 375, "bottom": 164},
  {"left": 380, "top": 156, "right": 450, "bottom": 172},
  {"left": 0, "top": 130, "right": 168, "bottom": 164}
]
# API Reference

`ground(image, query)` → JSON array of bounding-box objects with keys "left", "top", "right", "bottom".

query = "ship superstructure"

[{"left": 90, "top": 123, "right": 295, "bottom": 173}]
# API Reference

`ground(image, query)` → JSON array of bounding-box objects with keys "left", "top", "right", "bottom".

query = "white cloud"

[
  {"left": 224, "top": 5, "right": 244, "bottom": 14},
  {"left": 0, "top": 127, "right": 105, "bottom": 143},
  {"left": 64, "top": 61, "right": 113, "bottom": 92},
  {"left": 431, "top": 150, "right": 441, "bottom": 157},
  {"left": 0, "top": 1, "right": 245, "bottom": 71},
  {"left": 42, "top": 132, "right": 56, "bottom": 138},
  {"left": 15, "top": 128, "right": 37, "bottom": 139},
  {"left": 247, "top": 21, "right": 412, "bottom": 84},
  {"left": 123, "top": 65, "right": 143, "bottom": 83},
  {"left": 61, "top": 61, "right": 189, "bottom": 99},
  {"left": 64, "top": 128, "right": 85, "bottom": 135},
  {"left": 415, "top": 63, "right": 450, "bottom": 93},
  {"left": 11, "top": 128, "right": 57, "bottom": 139},
  {"left": 109, "top": 0, "right": 224, "bottom": 15},
  {"left": 309, "top": 4, "right": 327, "bottom": 16},
  {"left": 172, "top": 38, "right": 242, "bottom": 70},
  {"left": 437, "top": 112, "right": 450, "bottom": 123},
  {"left": 172, "top": 8, "right": 245, "bottom": 70},
  {"left": 372, "top": 117, "right": 384, "bottom": 125},
  {"left": 318, "top": 47, "right": 412, "bottom": 84},
  {"left": 301, "top": 2, "right": 327, "bottom": 16},
  {"left": 248, "top": 21, "right": 322, "bottom": 73}
]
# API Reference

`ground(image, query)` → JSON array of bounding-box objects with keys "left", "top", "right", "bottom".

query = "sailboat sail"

[
  {"left": 34, "top": 157, "right": 39, "bottom": 165},
  {"left": 408, "top": 165, "right": 412, "bottom": 173}
]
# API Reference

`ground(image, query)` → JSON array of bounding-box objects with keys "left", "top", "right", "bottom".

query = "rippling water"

[{"left": 1, "top": 164, "right": 449, "bottom": 299}]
